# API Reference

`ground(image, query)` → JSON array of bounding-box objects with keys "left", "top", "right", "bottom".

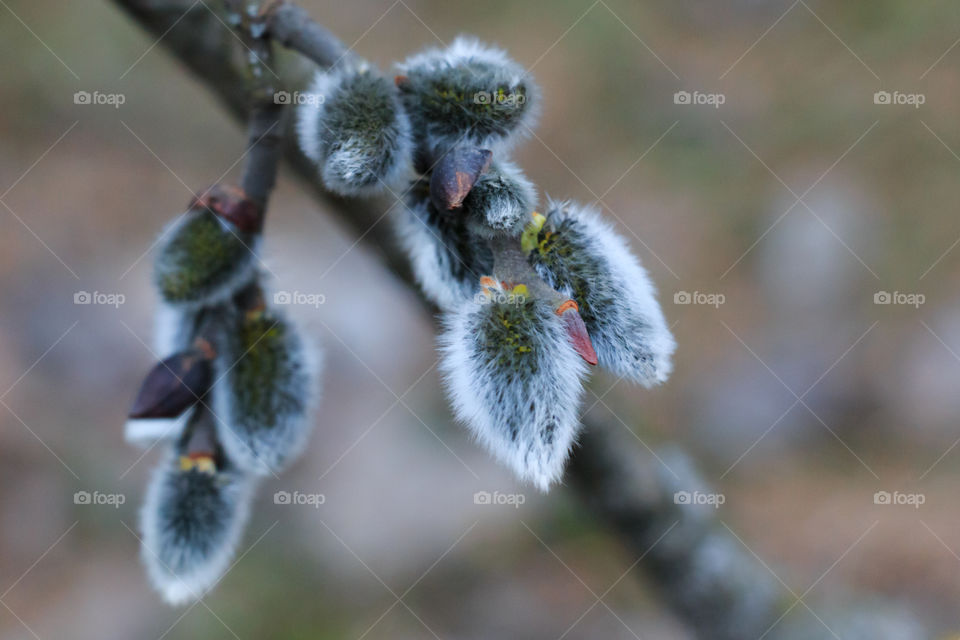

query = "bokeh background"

[{"left": 2, "top": 0, "right": 959, "bottom": 638}]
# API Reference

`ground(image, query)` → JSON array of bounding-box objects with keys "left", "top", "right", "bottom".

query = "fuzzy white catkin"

[
  {"left": 396, "top": 35, "right": 540, "bottom": 156},
  {"left": 439, "top": 290, "right": 588, "bottom": 490},
  {"left": 297, "top": 63, "right": 414, "bottom": 196},
  {"left": 153, "top": 302, "right": 196, "bottom": 356},
  {"left": 463, "top": 159, "right": 538, "bottom": 238},
  {"left": 140, "top": 451, "right": 256, "bottom": 605},
  {"left": 532, "top": 200, "right": 675, "bottom": 386},
  {"left": 211, "top": 309, "right": 320, "bottom": 476},
  {"left": 153, "top": 210, "right": 261, "bottom": 310},
  {"left": 393, "top": 197, "right": 493, "bottom": 311}
]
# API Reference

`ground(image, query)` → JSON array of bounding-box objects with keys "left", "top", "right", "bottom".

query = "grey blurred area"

[{"left": 1, "top": 0, "right": 959, "bottom": 638}]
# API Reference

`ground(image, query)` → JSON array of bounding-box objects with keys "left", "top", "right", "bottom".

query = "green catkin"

[
  {"left": 297, "top": 65, "right": 413, "bottom": 195},
  {"left": 525, "top": 204, "right": 674, "bottom": 386},
  {"left": 527, "top": 216, "right": 604, "bottom": 328},
  {"left": 395, "top": 37, "right": 539, "bottom": 155},
  {"left": 213, "top": 308, "right": 315, "bottom": 476},
  {"left": 439, "top": 280, "right": 587, "bottom": 490},
  {"left": 155, "top": 210, "right": 255, "bottom": 306},
  {"left": 400, "top": 65, "right": 530, "bottom": 144}
]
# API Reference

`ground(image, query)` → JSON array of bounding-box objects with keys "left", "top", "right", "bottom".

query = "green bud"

[
  {"left": 212, "top": 308, "right": 317, "bottom": 475},
  {"left": 526, "top": 202, "right": 674, "bottom": 386},
  {"left": 154, "top": 208, "right": 258, "bottom": 308},
  {"left": 396, "top": 37, "right": 539, "bottom": 155},
  {"left": 462, "top": 160, "right": 537, "bottom": 237},
  {"left": 298, "top": 65, "right": 414, "bottom": 196}
]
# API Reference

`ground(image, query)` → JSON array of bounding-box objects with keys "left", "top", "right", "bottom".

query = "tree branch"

[
  {"left": 239, "top": 102, "right": 285, "bottom": 206},
  {"left": 568, "top": 422, "right": 782, "bottom": 639},
  {"left": 265, "top": 1, "right": 352, "bottom": 69},
  {"left": 109, "top": 2, "right": 927, "bottom": 638}
]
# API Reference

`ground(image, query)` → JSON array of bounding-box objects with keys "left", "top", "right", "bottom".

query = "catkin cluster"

[
  {"left": 298, "top": 36, "right": 674, "bottom": 491},
  {"left": 126, "top": 185, "right": 318, "bottom": 603}
]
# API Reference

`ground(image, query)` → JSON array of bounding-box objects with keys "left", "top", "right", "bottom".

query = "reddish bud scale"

[
  {"left": 429, "top": 147, "right": 492, "bottom": 211},
  {"left": 129, "top": 351, "right": 213, "bottom": 419},
  {"left": 193, "top": 337, "right": 217, "bottom": 361},
  {"left": 556, "top": 300, "right": 598, "bottom": 366},
  {"left": 190, "top": 184, "right": 264, "bottom": 233}
]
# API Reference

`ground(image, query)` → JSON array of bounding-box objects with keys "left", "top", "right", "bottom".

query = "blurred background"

[{"left": 1, "top": 0, "right": 959, "bottom": 637}]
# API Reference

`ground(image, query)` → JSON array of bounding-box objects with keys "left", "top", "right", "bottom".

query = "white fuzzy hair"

[
  {"left": 393, "top": 199, "right": 480, "bottom": 311},
  {"left": 140, "top": 451, "right": 257, "bottom": 605},
  {"left": 398, "top": 36, "right": 524, "bottom": 84},
  {"left": 396, "top": 35, "right": 541, "bottom": 155},
  {"left": 154, "top": 211, "right": 261, "bottom": 311},
  {"left": 125, "top": 411, "right": 192, "bottom": 450},
  {"left": 439, "top": 294, "right": 588, "bottom": 491},
  {"left": 152, "top": 302, "right": 195, "bottom": 356},
  {"left": 493, "top": 158, "right": 538, "bottom": 211},
  {"left": 544, "top": 198, "right": 675, "bottom": 385},
  {"left": 296, "top": 64, "right": 414, "bottom": 196},
  {"left": 212, "top": 311, "right": 321, "bottom": 476},
  {"left": 468, "top": 158, "right": 539, "bottom": 235},
  {"left": 295, "top": 66, "right": 343, "bottom": 165}
]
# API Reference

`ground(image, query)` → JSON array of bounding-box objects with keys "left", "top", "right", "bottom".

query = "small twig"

[
  {"left": 489, "top": 235, "right": 558, "bottom": 300},
  {"left": 222, "top": 0, "right": 286, "bottom": 209},
  {"left": 240, "top": 103, "right": 284, "bottom": 207},
  {"left": 265, "top": 1, "right": 352, "bottom": 69}
]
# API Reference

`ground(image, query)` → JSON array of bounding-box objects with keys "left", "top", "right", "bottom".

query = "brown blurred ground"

[{"left": 1, "top": 0, "right": 959, "bottom": 638}]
